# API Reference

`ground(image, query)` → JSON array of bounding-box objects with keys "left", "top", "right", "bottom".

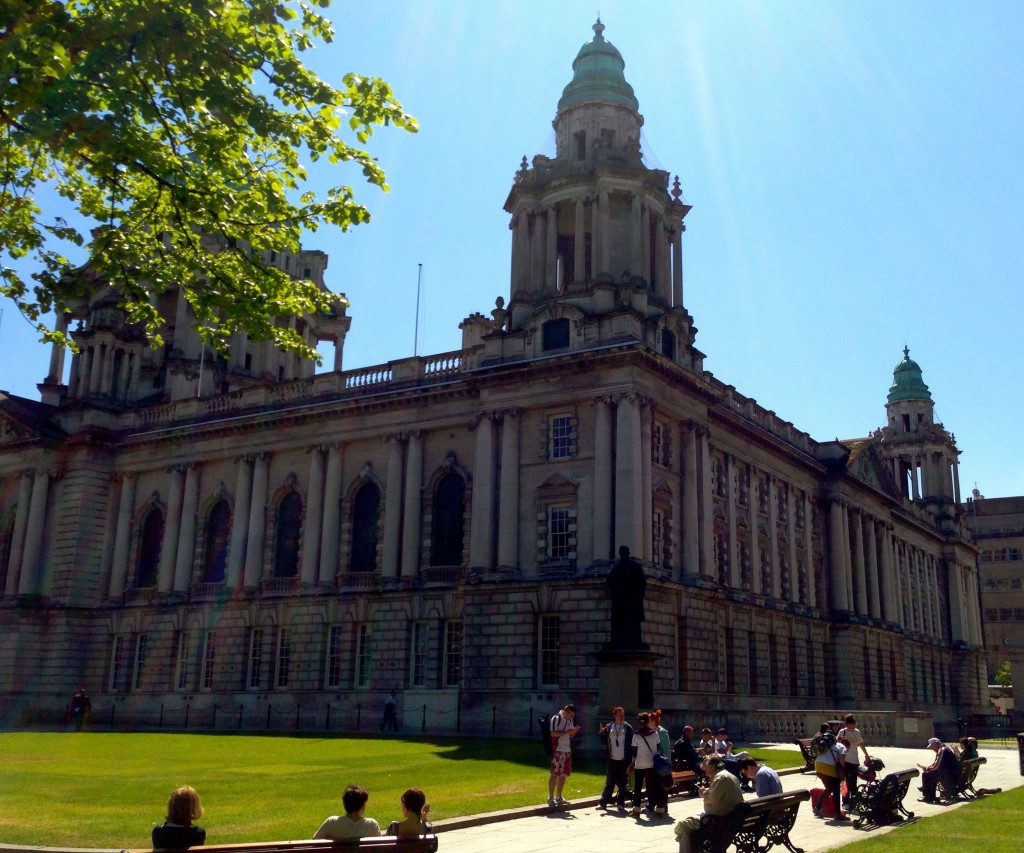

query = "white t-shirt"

[
  {"left": 550, "top": 713, "right": 574, "bottom": 753},
  {"left": 632, "top": 729, "right": 661, "bottom": 770},
  {"left": 314, "top": 815, "right": 381, "bottom": 840},
  {"left": 842, "top": 727, "right": 864, "bottom": 761},
  {"left": 815, "top": 740, "right": 847, "bottom": 768}
]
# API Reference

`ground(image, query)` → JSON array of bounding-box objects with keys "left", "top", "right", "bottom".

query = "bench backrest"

[{"left": 132, "top": 837, "right": 439, "bottom": 853}]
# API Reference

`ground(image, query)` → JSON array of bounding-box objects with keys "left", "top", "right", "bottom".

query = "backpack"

[{"left": 812, "top": 731, "right": 836, "bottom": 756}]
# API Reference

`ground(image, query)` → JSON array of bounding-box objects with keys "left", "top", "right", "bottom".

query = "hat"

[
  {"left": 927, "top": 737, "right": 942, "bottom": 747},
  {"left": 683, "top": 725, "right": 694, "bottom": 734}
]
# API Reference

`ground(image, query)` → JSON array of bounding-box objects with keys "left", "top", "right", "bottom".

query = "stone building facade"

[{"left": 0, "top": 22, "right": 987, "bottom": 736}]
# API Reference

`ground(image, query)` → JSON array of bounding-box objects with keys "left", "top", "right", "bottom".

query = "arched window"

[
  {"left": 349, "top": 482, "right": 380, "bottom": 572},
  {"left": 136, "top": 508, "right": 164, "bottom": 588},
  {"left": 202, "top": 500, "right": 231, "bottom": 583},
  {"left": 431, "top": 474, "right": 465, "bottom": 566},
  {"left": 273, "top": 492, "right": 302, "bottom": 578}
]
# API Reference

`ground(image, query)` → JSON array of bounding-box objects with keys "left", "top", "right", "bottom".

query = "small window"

[
  {"left": 357, "top": 624, "right": 372, "bottom": 688},
  {"left": 573, "top": 130, "right": 586, "bottom": 161},
  {"left": 550, "top": 415, "right": 574, "bottom": 459},
  {"left": 548, "top": 504, "right": 572, "bottom": 560},
  {"left": 275, "top": 628, "right": 290, "bottom": 689},
  {"left": 248, "top": 628, "right": 264, "bottom": 690},
  {"left": 539, "top": 614, "right": 560, "bottom": 686},
  {"left": 411, "top": 621, "right": 428, "bottom": 688},
  {"left": 326, "top": 625, "right": 343, "bottom": 688},
  {"left": 661, "top": 329, "right": 676, "bottom": 360},
  {"left": 108, "top": 635, "right": 125, "bottom": 692},
  {"left": 175, "top": 631, "right": 190, "bottom": 691},
  {"left": 444, "top": 620, "right": 463, "bottom": 687},
  {"left": 133, "top": 634, "right": 148, "bottom": 691},
  {"left": 542, "top": 318, "right": 570, "bottom": 350},
  {"left": 201, "top": 632, "right": 216, "bottom": 690}
]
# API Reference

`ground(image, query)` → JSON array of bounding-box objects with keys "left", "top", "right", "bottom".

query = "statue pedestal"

[{"left": 594, "top": 648, "right": 661, "bottom": 714}]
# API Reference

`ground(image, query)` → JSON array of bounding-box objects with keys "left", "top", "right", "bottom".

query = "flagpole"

[{"left": 414, "top": 263, "right": 423, "bottom": 356}]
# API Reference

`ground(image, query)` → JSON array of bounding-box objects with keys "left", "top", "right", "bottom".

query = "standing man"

[
  {"left": 380, "top": 692, "right": 398, "bottom": 732},
  {"left": 597, "top": 706, "right": 633, "bottom": 810},
  {"left": 675, "top": 756, "right": 744, "bottom": 853},
  {"left": 547, "top": 704, "right": 580, "bottom": 808},
  {"left": 67, "top": 687, "right": 91, "bottom": 732}
]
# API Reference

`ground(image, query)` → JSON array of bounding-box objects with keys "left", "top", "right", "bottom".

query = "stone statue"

[{"left": 606, "top": 545, "right": 647, "bottom": 650}]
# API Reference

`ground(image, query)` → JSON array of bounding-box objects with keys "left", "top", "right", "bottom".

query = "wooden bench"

[
  {"left": 668, "top": 768, "right": 701, "bottom": 797},
  {"left": 939, "top": 755, "right": 987, "bottom": 800},
  {"left": 694, "top": 789, "right": 810, "bottom": 853},
  {"left": 136, "top": 837, "right": 438, "bottom": 853},
  {"left": 849, "top": 767, "right": 919, "bottom": 827},
  {"left": 792, "top": 738, "right": 816, "bottom": 772}
]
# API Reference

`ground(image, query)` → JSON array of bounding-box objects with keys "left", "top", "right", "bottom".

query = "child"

[
  {"left": 313, "top": 784, "right": 381, "bottom": 839},
  {"left": 385, "top": 788, "right": 432, "bottom": 837},
  {"left": 152, "top": 786, "right": 206, "bottom": 848}
]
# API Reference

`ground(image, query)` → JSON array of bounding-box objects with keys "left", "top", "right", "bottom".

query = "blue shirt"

[{"left": 754, "top": 764, "right": 783, "bottom": 796}]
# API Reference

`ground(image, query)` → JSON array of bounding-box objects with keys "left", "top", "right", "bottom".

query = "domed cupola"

[
  {"left": 887, "top": 346, "right": 931, "bottom": 404},
  {"left": 557, "top": 19, "right": 639, "bottom": 113}
]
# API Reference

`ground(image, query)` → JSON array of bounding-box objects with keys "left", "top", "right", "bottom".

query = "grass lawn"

[
  {"left": 834, "top": 785, "right": 1024, "bottom": 853},
  {"left": 0, "top": 732, "right": 801, "bottom": 848}
]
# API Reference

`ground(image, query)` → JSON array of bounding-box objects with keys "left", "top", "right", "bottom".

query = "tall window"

[
  {"left": 549, "top": 415, "right": 574, "bottom": 459},
  {"left": 548, "top": 504, "right": 573, "bottom": 560},
  {"left": 276, "top": 628, "right": 291, "bottom": 689},
  {"left": 431, "top": 474, "right": 465, "bottom": 566},
  {"left": 133, "top": 634, "right": 148, "bottom": 691},
  {"left": 201, "top": 632, "right": 216, "bottom": 690},
  {"left": 539, "top": 615, "right": 559, "bottom": 687},
  {"left": 661, "top": 328, "right": 676, "bottom": 360},
  {"left": 136, "top": 508, "right": 164, "bottom": 588},
  {"left": 175, "top": 631, "right": 190, "bottom": 690},
  {"left": 748, "top": 632, "right": 760, "bottom": 695},
  {"left": 326, "top": 625, "right": 344, "bottom": 688},
  {"left": 357, "top": 624, "right": 372, "bottom": 688},
  {"left": 767, "top": 634, "right": 779, "bottom": 695},
  {"left": 652, "top": 510, "right": 664, "bottom": 567},
  {"left": 203, "top": 500, "right": 231, "bottom": 583},
  {"left": 444, "top": 619, "right": 463, "bottom": 687},
  {"left": 248, "top": 628, "right": 264, "bottom": 689},
  {"left": 274, "top": 493, "right": 302, "bottom": 578},
  {"left": 108, "top": 635, "right": 125, "bottom": 691},
  {"left": 410, "top": 622, "right": 428, "bottom": 688},
  {"left": 350, "top": 483, "right": 380, "bottom": 571}
]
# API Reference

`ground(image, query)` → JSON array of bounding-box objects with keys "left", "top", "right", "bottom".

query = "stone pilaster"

[
  {"left": 301, "top": 446, "right": 325, "bottom": 585},
  {"left": 402, "top": 431, "right": 424, "bottom": 575},
  {"left": 226, "top": 456, "right": 253, "bottom": 588}
]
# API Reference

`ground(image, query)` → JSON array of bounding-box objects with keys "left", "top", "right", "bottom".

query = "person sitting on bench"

[
  {"left": 918, "top": 738, "right": 958, "bottom": 803},
  {"left": 675, "top": 755, "right": 744, "bottom": 853},
  {"left": 313, "top": 784, "right": 381, "bottom": 839}
]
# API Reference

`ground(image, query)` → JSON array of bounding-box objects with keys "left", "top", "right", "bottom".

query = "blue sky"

[{"left": 2, "top": 0, "right": 1022, "bottom": 498}]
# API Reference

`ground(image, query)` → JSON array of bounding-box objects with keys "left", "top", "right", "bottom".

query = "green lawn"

[
  {"left": 0, "top": 732, "right": 800, "bottom": 848},
  {"left": 834, "top": 785, "right": 1024, "bottom": 853}
]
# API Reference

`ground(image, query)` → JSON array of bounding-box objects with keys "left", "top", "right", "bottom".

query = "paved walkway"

[{"left": 432, "top": 744, "right": 1022, "bottom": 853}]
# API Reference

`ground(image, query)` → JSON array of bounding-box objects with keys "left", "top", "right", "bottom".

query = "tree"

[
  {"left": 0, "top": 0, "right": 416, "bottom": 359},
  {"left": 994, "top": 660, "right": 1012, "bottom": 687}
]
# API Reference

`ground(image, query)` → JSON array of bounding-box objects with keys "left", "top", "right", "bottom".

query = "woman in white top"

[{"left": 629, "top": 712, "right": 668, "bottom": 817}]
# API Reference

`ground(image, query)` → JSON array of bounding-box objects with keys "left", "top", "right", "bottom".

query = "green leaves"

[{"left": 0, "top": 0, "right": 416, "bottom": 361}]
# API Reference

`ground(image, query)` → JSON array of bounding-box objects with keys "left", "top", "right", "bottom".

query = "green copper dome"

[
  {"left": 887, "top": 346, "right": 932, "bottom": 403},
  {"left": 557, "top": 20, "right": 639, "bottom": 113}
]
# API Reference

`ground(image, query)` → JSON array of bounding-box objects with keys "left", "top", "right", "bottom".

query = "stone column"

[
  {"left": 828, "top": 499, "right": 850, "bottom": 612},
  {"left": 380, "top": 436, "right": 404, "bottom": 579},
  {"left": 640, "top": 402, "right": 653, "bottom": 562},
  {"left": 865, "top": 515, "right": 881, "bottom": 619},
  {"left": 88, "top": 346, "right": 103, "bottom": 395},
  {"left": 100, "top": 343, "right": 116, "bottom": 396},
  {"left": 725, "top": 455, "right": 739, "bottom": 588},
  {"left": 108, "top": 473, "right": 137, "bottom": 598},
  {"left": 952, "top": 457, "right": 961, "bottom": 504},
  {"left": 497, "top": 413, "right": 520, "bottom": 570},
  {"left": 318, "top": 444, "right": 343, "bottom": 583},
  {"left": 128, "top": 352, "right": 141, "bottom": 400},
  {"left": 157, "top": 466, "right": 185, "bottom": 593},
  {"left": 115, "top": 349, "right": 131, "bottom": 402},
  {"left": 546, "top": 205, "right": 559, "bottom": 291},
  {"left": 226, "top": 456, "right": 253, "bottom": 588},
  {"left": 632, "top": 195, "right": 643, "bottom": 276},
  {"left": 46, "top": 313, "right": 68, "bottom": 382},
  {"left": 655, "top": 221, "right": 671, "bottom": 302},
  {"left": 469, "top": 414, "right": 496, "bottom": 570},
  {"left": 803, "top": 491, "right": 815, "bottom": 607},
  {"left": 767, "top": 475, "right": 780, "bottom": 598},
  {"left": 593, "top": 398, "right": 613, "bottom": 563},
  {"left": 68, "top": 352, "right": 81, "bottom": 398},
  {"left": 574, "top": 198, "right": 586, "bottom": 283},
  {"left": 5, "top": 472, "right": 33, "bottom": 596},
  {"left": 929, "top": 558, "right": 942, "bottom": 638},
  {"left": 598, "top": 190, "right": 610, "bottom": 274},
  {"left": 243, "top": 453, "right": 270, "bottom": 589},
  {"left": 401, "top": 431, "right": 424, "bottom": 576},
  {"left": 698, "top": 427, "right": 714, "bottom": 579},
  {"left": 786, "top": 485, "right": 797, "bottom": 602},
  {"left": 840, "top": 502, "right": 854, "bottom": 611},
  {"left": 640, "top": 203, "right": 651, "bottom": 282},
  {"left": 672, "top": 227, "right": 683, "bottom": 307},
  {"left": 96, "top": 479, "right": 119, "bottom": 598},
  {"left": 18, "top": 469, "right": 52, "bottom": 596},
  {"left": 911, "top": 459, "right": 920, "bottom": 500},
  {"left": 945, "top": 560, "right": 966, "bottom": 643},
  {"left": 515, "top": 213, "right": 530, "bottom": 293},
  {"left": 300, "top": 446, "right": 325, "bottom": 585},
  {"left": 682, "top": 423, "right": 700, "bottom": 577},
  {"left": 614, "top": 396, "right": 644, "bottom": 555},
  {"left": 966, "top": 567, "right": 983, "bottom": 645},
  {"left": 851, "top": 508, "right": 868, "bottom": 615},
  {"left": 173, "top": 464, "right": 201, "bottom": 593},
  {"left": 749, "top": 464, "right": 761, "bottom": 594}
]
